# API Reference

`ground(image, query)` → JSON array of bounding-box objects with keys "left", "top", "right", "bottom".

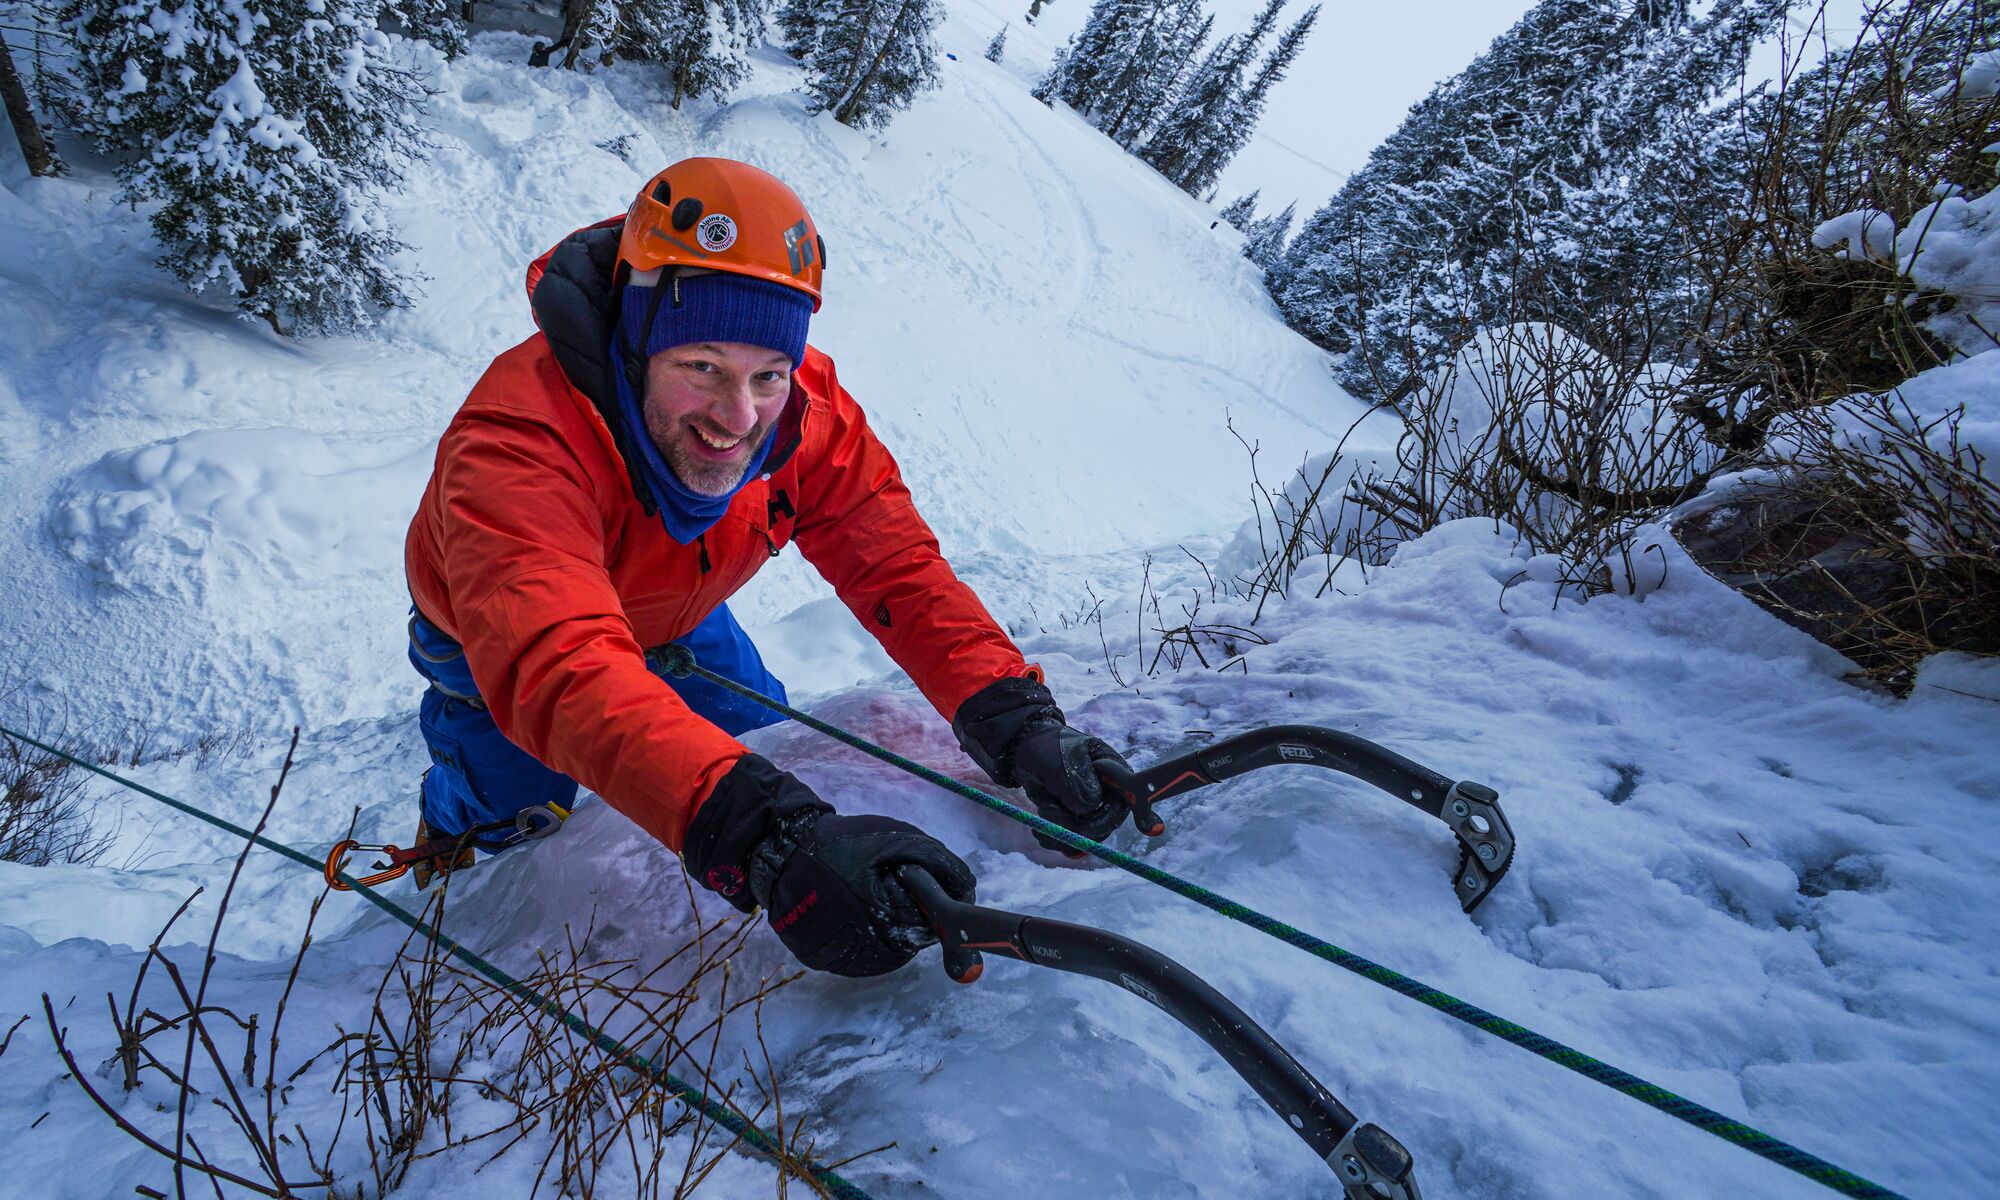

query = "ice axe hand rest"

[
  {"left": 897, "top": 866, "right": 1424, "bottom": 1200},
  {"left": 1094, "top": 724, "right": 1515, "bottom": 913}
]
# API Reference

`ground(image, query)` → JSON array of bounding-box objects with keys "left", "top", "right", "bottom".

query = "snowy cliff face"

[{"left": 2, "top": 12, "right": 1998, "bottom": 1200}]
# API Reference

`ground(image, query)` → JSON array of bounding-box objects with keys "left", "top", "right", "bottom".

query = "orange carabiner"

[{"left": 323, "top": 839, "right": 412, "bottom": 891}]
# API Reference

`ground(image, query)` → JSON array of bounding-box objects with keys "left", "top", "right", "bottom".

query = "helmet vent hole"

[
  {"left": 817, "top": 235, "right": 827, "bottom": 268},
  {"left": 650, "top": 179, "right": 672, "bottom": 206},
  {"left": 672, "top": 198, "right": 704, "bottom": 231}
]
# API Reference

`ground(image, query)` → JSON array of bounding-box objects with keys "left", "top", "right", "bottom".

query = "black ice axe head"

[
  {"left": 1095, "top": 724, "right": 1516, "bottom": 914},
  {"left": 1440, "top": 780, "right": 1514, "bottom": 914}
]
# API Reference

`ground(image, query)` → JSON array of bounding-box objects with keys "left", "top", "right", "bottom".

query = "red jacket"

[{"left": 405, "top": 221, "right": 1032, "bottom": 851}]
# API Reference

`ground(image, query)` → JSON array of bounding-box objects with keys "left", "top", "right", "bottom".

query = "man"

[{"left": 404, "top": 157, "right": 1129, "bottom": 977}]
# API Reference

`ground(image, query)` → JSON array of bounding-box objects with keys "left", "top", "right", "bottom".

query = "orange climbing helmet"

[{"left": 617, "top": 158, "right": 825, "bottom": 310}]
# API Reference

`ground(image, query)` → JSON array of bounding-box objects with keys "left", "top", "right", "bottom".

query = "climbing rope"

[
  {"left": 0, "top": 722, "right": 878, "bottom": 1200},
  {"left": 654, "top": 646, "right": 1911, "bottom": 1200}
]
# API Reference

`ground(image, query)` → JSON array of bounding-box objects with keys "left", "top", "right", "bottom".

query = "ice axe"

[
  {"left": 899, "top": 866, "right": 1424, "bottom": 1199},
  {"left": 1096, "top": 725, "right": 1516, "bottom": 913}
]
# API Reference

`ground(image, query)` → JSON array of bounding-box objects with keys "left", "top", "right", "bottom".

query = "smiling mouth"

[{"left": 690, "top": 425, "right": 746, "bottom": 454}]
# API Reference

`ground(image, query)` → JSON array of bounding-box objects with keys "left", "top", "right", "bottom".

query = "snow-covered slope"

[
  {"left": 3, "top": 13, "right": 1997, "bottom": 1200},
  {"left": 1, "top": 24, "right": 1372, "bottom": 737}
]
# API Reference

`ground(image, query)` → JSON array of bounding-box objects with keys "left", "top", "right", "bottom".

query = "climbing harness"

[
  {"left": 650, "top": 645, "right": 1912, "bottom": 1200},
  {"left": 0, "top": 724, "right": 878, "bottom": 1200},
  {"left": 900, "top": 866, "right": 1422, "bottom": 1199},
  {"left": 322, "top": 802, "right": 569, "bottom": 890}
]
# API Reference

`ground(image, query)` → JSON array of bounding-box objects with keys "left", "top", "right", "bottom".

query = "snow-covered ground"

[
  {"left": 2, "top": 17, "right": 1369, "bottom": 738},
  {"left": 3, "top": 10, "right": 1997, "bottom": 1200}
]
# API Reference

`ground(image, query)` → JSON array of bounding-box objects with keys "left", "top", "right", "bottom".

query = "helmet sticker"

[
  {"left": 696, "top": 213, "right": 738, "bottom": 253},
  {"left": 782, "top": 219, "right": 816, "bottom": 275}
]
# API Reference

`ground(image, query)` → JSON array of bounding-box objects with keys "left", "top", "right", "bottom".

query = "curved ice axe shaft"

[
  {"left": 1097, "top": 724, "right": 1516, "bottom": 913},
  {"left": 899, "top": 867, "right": 1423, "bottom": 1200}
]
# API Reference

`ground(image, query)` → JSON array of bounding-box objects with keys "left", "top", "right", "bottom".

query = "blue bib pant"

[{"left": 409, "top": 605, "right": 787, "bottom": 849}]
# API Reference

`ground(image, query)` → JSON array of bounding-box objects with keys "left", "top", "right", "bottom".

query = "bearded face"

[{"left": 642, "top": 342, "right": 793, "bottom": 496}]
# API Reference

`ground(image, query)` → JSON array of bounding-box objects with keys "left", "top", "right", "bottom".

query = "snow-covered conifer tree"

[
  {"left": 1032, "top": 0, "right": 1147, "bottom": 117},
  {"left": 797, "top": 0, "right": 944, "bottom": 130},
  {"left": 1269, "top": 0, "right": 1785, "bottom": 399},
  {"left": 1145, "top": 7, "right": 1215, "bottom": 136},
  {"left": 1198, "top": 4, "right": 1316, "bottom": 184},
  {"left": 380, "top": 0, "right": 470, "bottom": 57},
  {"left": 1540, "top": 0, "right": 1786, "bottom": 346},
  {"left": 1137, "top": 31, "right": 1225, "bottom": 185},
  {"left": 49, "top": 0, "right": 429, "bottom": 335},
  {"left": 533, "top": 0, "right": 759, "bottom": 99},
  {"left": 1034, "top": 0, "right": 1207, "bottom": 150},
  {"left": 1218, "top": 190, "right": 1259, "bottom": 231},
  {"left": 1100, "top": 0, "right": 1208, "bottom": 148},
  {"left": 1156, "top": 0, "right": 1285, "bottom": 195},
  {"left": 985, "top": 22, "right": 1008, "bottom": 62},
  {"left": 1031, "top": 41, "right": 1072, "bottom": 104},
  {"left": 614, "top": 0, "right": 759, "bottom": 107},
  {"left": 2, "top": 28, "right": 62, "bottom": 176},
  {"left": 778, "top": 0, "right": 827, "bottom": 63},
  {"left": 554, "top": 0, "right": 623, "bottom": 66},
  {"left": 1140, "top": 0, "right": 1285, "bottom": 194},
  {"left": 1242, "top": 199, "right": 1292, "bottom": 270}
]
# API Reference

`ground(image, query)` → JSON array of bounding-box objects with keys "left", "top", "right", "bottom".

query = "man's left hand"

[
  {"left": 1012, "top": 721, "right": 1131, "bottom": 847},
  {"left": 953, "top": 676, "right": 1133, "bottom": 850}
]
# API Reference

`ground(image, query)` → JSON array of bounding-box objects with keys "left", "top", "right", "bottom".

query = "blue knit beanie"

[{"left": 620, "top": 271, "right": 812, "bottom": 367}]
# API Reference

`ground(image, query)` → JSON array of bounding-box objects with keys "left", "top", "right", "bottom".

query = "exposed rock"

[{"left": 1672, "top": 482, "right": 1918, "bottom": 686}]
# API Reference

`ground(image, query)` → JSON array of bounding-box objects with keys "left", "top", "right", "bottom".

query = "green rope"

[
  {"left": 660, "top": 648, "right": 1912, "bottom": 1200},
  {"left": 0, "top": 722, "right": 877, "bottom": 1200}
]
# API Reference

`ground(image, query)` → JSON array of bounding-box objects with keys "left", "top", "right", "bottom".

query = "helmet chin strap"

[
  {"left": 606, "top": 266, "right": 680, "bottom": 518},
  {"left": 619, "top": 266, "right": 678, "bottom": 402}
]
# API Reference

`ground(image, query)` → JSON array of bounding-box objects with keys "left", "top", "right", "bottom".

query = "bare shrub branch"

[
  {"left": 0, "top": 721, "right": 112, "bottom": 866},
  {"left": 45, "top": 731, "right": 856, "bottom": 1197}
]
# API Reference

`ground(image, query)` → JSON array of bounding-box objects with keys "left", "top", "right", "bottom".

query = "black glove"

[
  {"left": 682, "top": 754, "right": 976, "bottom": 977},
  {"left": 953, "top": 676, "right": 1132, "bottom": 851}
]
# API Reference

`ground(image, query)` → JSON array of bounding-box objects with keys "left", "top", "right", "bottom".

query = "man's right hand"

[{"left": 682, "top": 755, "right": 976, "bottom": 977}]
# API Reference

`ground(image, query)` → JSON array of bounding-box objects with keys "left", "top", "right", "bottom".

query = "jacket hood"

[
  {"left": 526, "top": 215, "right": 625, "bottom": 416},
  {"left": 524, "top": 220, "right": 805, "bottom": 515}
]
